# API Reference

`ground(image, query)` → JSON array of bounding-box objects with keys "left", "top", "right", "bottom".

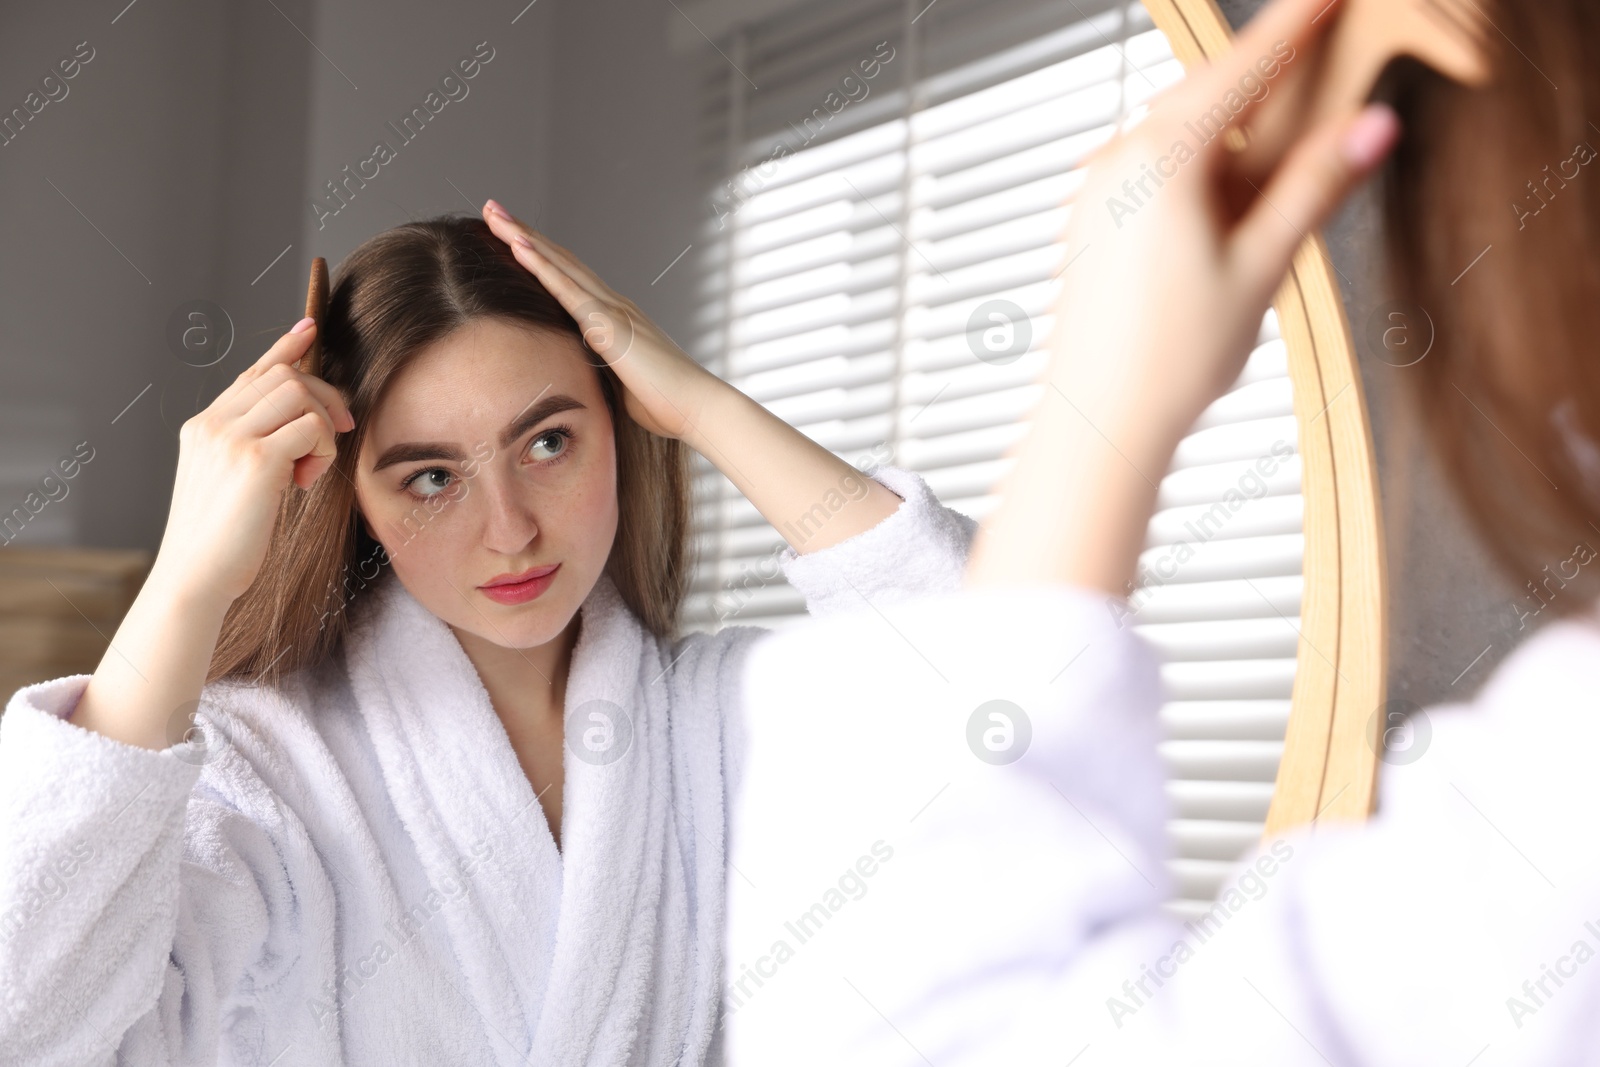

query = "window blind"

[{"left": 684, "top": 0, "right": 1304, "bottom": 922}]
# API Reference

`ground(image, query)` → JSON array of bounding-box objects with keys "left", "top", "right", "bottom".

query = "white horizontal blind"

[
  {"left": 685, "top": 0, "right": 1303, "bottom": 920},
  {"left": 1135, "top": 312, "right": 1305, "bottom": 921}
]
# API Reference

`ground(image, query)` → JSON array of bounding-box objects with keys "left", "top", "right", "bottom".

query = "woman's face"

[{"left": 352, "top": 316, "right": 618, "bottom": 650}]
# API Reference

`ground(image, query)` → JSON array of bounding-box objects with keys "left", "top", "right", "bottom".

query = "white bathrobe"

[
  {"left": 0, "top": 464, "right": 978, "bottom": 1067},
  {"left": 726, "top": 580, "right": 1600, "bottom": 1065}
]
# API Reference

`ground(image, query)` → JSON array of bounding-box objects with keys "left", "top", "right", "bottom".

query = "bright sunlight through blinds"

[{"left": 686, "top": 0, "right": 1304, "bottom": 922}]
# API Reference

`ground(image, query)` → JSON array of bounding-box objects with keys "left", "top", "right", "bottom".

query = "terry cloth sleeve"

[
  {"left": 727, "top": 572, "right": 1600, "bottom": 1065},
  {"left": 683, "top": 463, "right": 980, "bottom": 816},
  {"left": 774, "top": 463, "right": 979, "bottom": 619},
  {"left": 725, "top": 579, "right": 1178, "bottom": 1065},
  {"left": 0, "top": 675, "right": 284, "bottom": 1067}
]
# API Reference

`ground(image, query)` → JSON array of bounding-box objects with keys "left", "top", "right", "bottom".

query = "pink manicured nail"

[
  {"left": 485, "top": 198, "right": 505, "bottom": 217},
  {"left": 1342, "top": 104, "right": 1400, "bottom": 169},
  {"left": 514, "top": 233, "right": 534, "bottom": 249},
  {"left": 291, "top": 316, "right": 315, "bottom": 334}
]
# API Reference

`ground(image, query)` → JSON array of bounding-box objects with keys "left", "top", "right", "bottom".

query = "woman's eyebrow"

[
  {"left": 493, "top": 393, "right": 587, "bottom": 451},
  {"left": 371, "top": 393, "right": 588, "bottom": 472}
]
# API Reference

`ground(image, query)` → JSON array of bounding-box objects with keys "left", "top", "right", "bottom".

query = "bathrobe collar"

[{"left": 343, "top": 567, "right": 684, "bottom": 1064}]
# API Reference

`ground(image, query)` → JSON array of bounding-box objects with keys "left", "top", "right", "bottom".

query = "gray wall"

[
  {"left": 0, "top": 0, "right": 557, "bottom": 553},
  {"left": 0, "top": 0, "right": 1528, "bottom": 712},
  {"left": 547, "top": 0, "right": 706, "bottom": 355},
  {"left": 295, "top": 0, "right": 556, "bottom": 284},
  {"left": 1325, "top": 185, "right": 1526, "bottom": 709},
  {"left": 0, "top": 0, "right": 277, "bottom": 552}
]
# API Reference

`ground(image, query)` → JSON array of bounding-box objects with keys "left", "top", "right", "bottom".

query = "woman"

[
  {"left": 724, "top": 0, "right": 1600, "bottom": 1062},
  {"left": 0, "top": 209, "right": 978, "bottom": 1064}
]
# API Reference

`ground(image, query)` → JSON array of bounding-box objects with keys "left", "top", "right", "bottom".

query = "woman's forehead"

[
  {"left": 364, "top": 321, "right": 600, "bottom": 440},
  {"left": 420, "top": 317, "right": 585, "bottom": 369},
  {"left": 405, "top": 318, "right": 588, "bottom": 386}
]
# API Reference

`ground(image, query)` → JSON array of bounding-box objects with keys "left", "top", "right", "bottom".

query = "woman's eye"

[
  {"left": 406, "top": 469, "right": 454, "bottom": 498},
  {"left": 529, "top": 429, "right": 570, "bottom": 462}
]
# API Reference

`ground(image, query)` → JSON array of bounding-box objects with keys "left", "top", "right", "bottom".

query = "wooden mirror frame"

[{"left": 1142, "top": 0, "right": 1388, "bottom": 834}]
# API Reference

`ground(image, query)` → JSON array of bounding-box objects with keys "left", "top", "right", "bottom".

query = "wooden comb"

[
  {"left": 1234, "top": 0, "right": 1496, "bottom": 173},
  {"left": 1313, "top": 0, "right": 1493, "bottom": 118},
  {"left": 298, "top": 256, "right": 329, "bottom": 378}
]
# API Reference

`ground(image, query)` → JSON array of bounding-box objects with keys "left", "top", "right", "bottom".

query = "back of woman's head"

[
  {"left": 1383, "top": 0, "right": 1600, "bottom": 612},
  {"left": 207, "top": 215, "right": 694, "bottom": 686}
]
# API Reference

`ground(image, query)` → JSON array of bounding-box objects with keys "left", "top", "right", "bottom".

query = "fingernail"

[
  {"left": 485, "top": 198, "right": 505, "bottom": 217},
  {"left": 514, "top": 233, "right": 534, "bottom": 249},
  {"left": 1342, "top": 104, "right": 1400, "bottom": 169},
  {"left": 291, "top": 316, "right": 316, "bottom": 334}
]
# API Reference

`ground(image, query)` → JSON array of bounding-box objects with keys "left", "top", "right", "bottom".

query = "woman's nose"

[{"left": 478, "top": 478, "right": 539, "bottom": 554}]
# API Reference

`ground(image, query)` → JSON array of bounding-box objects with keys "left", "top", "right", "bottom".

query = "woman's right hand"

[
  {"left": 967, "top": 0, "right": 1397, "bottom": 598},
  {"left": 153, "top": 317, "right": 355, "bottom": 606}
]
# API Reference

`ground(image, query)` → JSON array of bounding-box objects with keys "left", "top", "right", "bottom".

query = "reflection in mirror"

[{"left": 686, "top": 0, "right": 1304, "bottom": 921}]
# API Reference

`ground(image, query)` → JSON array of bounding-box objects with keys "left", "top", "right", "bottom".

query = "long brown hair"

[
  {"left": 208, "top": 215, "right": 695, "bottom": 686},
  {"left": 1380, "top": 0, "right": 1600, "bottom": 616}
]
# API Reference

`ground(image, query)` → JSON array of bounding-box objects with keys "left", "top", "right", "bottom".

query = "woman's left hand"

[{"left": 481, "top": 199, "right": 721, "bottom": 442}]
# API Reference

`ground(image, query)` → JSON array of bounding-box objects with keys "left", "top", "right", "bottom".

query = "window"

[{"left": 683, "top": 0, "right": 1309, "bottom": 920}]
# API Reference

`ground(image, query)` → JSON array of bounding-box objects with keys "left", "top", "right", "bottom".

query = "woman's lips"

[{"left": 479, "top": 563, "right": 560, "bottom": 605}]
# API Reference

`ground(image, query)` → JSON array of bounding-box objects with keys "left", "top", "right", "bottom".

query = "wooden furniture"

[
  {"left": 1143, "top": 0, "right": 1389, "bottom": 833},
  {"left": 0, "top": 547, "right": 153, "bottom": 711}
]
